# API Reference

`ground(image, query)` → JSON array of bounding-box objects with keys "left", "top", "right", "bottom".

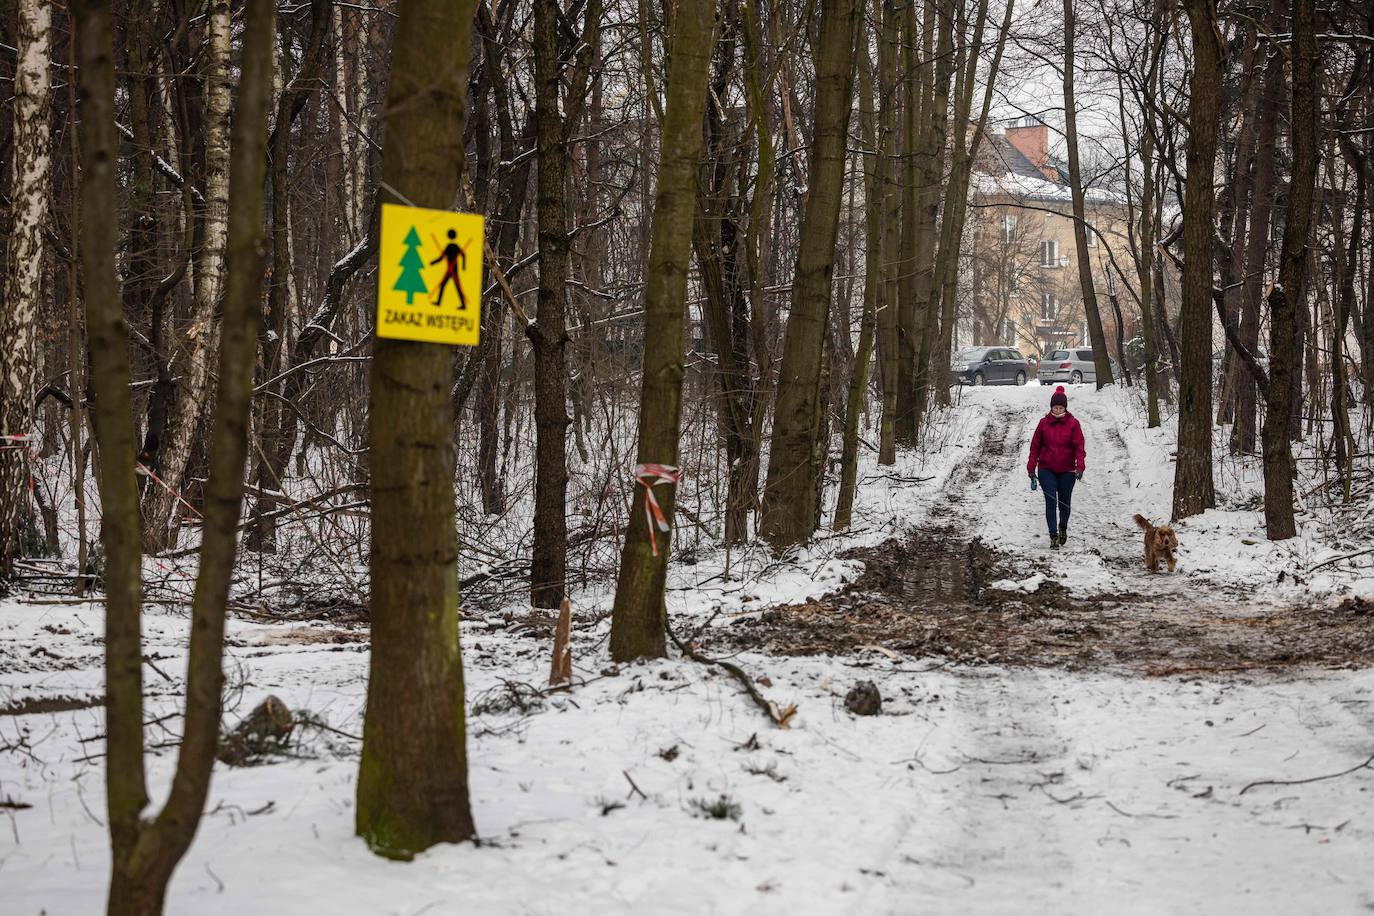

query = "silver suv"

[{"left": 1039, "top": 348, "right": 1107, "bottom": 385}]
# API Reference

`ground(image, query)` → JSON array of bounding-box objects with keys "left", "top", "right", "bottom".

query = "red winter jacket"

[{"left": 1027, "top": 411, "right": 1086, "bottom": 475}]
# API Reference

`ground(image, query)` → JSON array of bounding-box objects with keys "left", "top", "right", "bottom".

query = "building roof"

[
  {"left": 972, "top": 137, "right": 1123, "bottom": 207},
  {"left": 983, "top": 134, "right": 1052, "bottom": 183}
]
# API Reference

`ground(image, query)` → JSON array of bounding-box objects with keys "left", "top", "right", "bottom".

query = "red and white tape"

[{"left": 634, "top": 463, "right": 681, "bottom": 557}]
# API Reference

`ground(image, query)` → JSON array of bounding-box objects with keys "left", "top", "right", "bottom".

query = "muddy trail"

[
  {"left": 711, "top": 531, "right": 1374, "bottom": 675},
  {"left": 714, "top": 400, "right": 1374, "bottom": 677}
]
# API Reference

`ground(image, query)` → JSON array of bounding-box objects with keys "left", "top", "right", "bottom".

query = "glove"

[{"left": 1075, "top": 471, "right": 1083, "bottom": 480}]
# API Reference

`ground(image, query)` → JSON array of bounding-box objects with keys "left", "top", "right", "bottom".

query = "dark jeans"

[{"left": 1036, "top": 469, "right": 1077, "bottom": 536}]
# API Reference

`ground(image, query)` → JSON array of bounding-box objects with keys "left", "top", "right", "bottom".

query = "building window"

[
  {"left": 1084, "top": 220, "right": 1097, "bottom": 246},
  {"left": 1003, "top": 214, "right": 1017, "bottom": 242},
  {"left": 1009, "top": 269, "right": 1020, "bottom": 292},
  {"left": 1039, "top": 239, "right": 1059, "bottom": 267},
  {"left": 1041, "top": 292, "right": 1056, "bottom": 321}
]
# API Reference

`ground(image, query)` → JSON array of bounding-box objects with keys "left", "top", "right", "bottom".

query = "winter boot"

[
  {"left": 1057, "top": 524, "right": 1068, "bottom": 547},
  {"left": 1050, "top": 531, "right": 1060, "bottom": 550}
]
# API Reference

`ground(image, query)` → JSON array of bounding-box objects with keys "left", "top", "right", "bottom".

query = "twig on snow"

[
  {"left": 1239, "top": 752, "right": 1374, "bottom": 796},
  {"left": 622, "top": 770, "right": 648, "bottom": 801},
  {"left": 665, "top": 620, "right": 796, "bottom": 728}
]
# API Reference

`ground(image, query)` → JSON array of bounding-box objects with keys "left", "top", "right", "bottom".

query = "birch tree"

[
  {"left": 139, "top": 0, "right": 232, "bottom": 553},
  {"left": 1, "top": 0, "right": 52, "bottom": 574}
]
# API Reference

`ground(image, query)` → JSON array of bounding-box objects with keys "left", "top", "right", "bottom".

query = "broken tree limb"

[
  {"left": 665, "top": 619, "right": 796, "bottom": 728},
  {"left": 1239, "top": 751, "right": 1374, "bottom": 796}
]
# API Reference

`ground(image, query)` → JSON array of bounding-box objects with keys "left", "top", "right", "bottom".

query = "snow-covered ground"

[{"left": 3, "top": 383, "right": 1373, "bottom": 914}]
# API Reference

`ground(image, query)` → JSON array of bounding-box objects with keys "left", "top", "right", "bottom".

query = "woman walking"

[{"left": 1027, "top": 385, "right": 1086, "bottom": 548}]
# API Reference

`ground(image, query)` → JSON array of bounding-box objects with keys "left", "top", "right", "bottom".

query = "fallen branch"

[
  {"left": 1307, "top": 546, "right": 1374, "bottom": 574},
  {"left": 665, "top": 620, "right": 796, "bottom": 728},
  {"left": 1239, "top": 752, "right": 1374, "bottom": 796}
]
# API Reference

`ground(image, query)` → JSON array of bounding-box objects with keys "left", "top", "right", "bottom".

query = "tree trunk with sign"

[
  {"left": 0, "top": 0, "right": 52, "bottom": 575},
  {"left": 356, "top": 0, "right": 478, "bottom": 858},
  {"left": 608, "top": 0, "right": 714, "bottom": 662}
]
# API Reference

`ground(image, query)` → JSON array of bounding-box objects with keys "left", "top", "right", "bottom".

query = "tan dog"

[{"left": 1133, "top": 514, "right": 1179, "bottom": 573}]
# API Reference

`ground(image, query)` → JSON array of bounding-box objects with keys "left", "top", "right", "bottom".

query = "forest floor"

[
  {"left": 721, "top": 390, "right": 1374, "bottom": 674},
  {"left": 3, "top": 385, "right": 1374, "bottom": 914}
]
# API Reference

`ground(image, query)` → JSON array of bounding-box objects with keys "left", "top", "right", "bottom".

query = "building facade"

[{"left": 966, "top": 120, "right": 1137, "bottom": 365}]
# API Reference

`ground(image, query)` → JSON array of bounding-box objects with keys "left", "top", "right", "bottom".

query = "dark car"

[{"left": 950, "top": 346, "right": 1031, "bottom": 386}]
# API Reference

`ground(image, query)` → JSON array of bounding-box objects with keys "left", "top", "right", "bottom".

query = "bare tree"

[
  {"left": 1171, "top": 0, "right": 1222, "bottom": 520},
  {"left": 1062, "top": 0, "right": 1113, "bottom": 388},
  {"left": 758, "top": 0, "right": 861, "bottom": 548},
  {"left": 0, "top": 0, "right": 52, "bottom": 573},
  {"left": 97, "top": 0, "right": 276, "bottom": 911},
  {"left": 139, "top": 0, "right": 231, "bottom": 553},
  {"left": 1261, "top": 0, "right": 1321, "bottom": 539},
  {"left": 608, "top": 0, "right": 714, "bottom": 661}
]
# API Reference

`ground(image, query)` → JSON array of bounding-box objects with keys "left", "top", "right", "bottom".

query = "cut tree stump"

[
  {"left": 844, "top": 681, "right": 881, "bottom": 716},
  {"left": 549, "top": 597, "right": 573, "bottom": 686},
  {"left": 218, "top": 694, "right": 295, "bottom": 765}
]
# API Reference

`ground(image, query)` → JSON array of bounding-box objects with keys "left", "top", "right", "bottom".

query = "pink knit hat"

[{"left": 1050, "top": 385, "right": 1068, "bottom": 407}]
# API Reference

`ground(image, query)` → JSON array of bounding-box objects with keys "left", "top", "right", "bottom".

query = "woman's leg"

[
  {"left": 1056, "top": 472, "right": 1077, "bottom": 533},
  {"left": 1037, "top": 469, "right": 1058, "bottom": 536}
]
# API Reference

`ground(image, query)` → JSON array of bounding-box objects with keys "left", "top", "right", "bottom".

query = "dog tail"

[{"left": 1133, "top": 513, "right": 1152, "bottom": 531}]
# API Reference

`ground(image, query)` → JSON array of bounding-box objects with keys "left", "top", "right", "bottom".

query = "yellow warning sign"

[{"left": 376, "top": 202, "right": 484, "bottom": 346}]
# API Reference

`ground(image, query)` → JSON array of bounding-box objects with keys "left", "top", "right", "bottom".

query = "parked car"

[
  {"left": 950, "top": 346, "right": 1031, "bottom": 386},
  {"left": 1038, "top": 348, "right": 1118, "bottom": 385}
]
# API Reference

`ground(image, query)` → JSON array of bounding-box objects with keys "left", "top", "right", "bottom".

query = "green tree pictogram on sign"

[{"left": 394, "top": 226, "right": 429, "bottom": 304}]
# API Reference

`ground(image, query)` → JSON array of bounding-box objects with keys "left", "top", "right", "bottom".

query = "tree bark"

[
  {"left": 530, "top": 0, "right": 571, "bottom": 608},
  {"left": 476, "top": 3, "right": 531, "bottom": 516},
  {"left": 1171, "top": 0, "right": 1222, "bottom": 520},
  {"left": 908, "top": 0, "right": 953, "bottom": 435},
  {"left": 1232, "top": 52, "right": 1281, "bottom": 454},
  {"left": 357, "top": 0, "right": 478, "bottom": 857},
  {"left": 1062, "top": 0, "right": 1112, "bottom": 389},
  {"left": 77, "top": 0, "right": 152, "bottom": 905},
  {"left": 1261, "top": 0, "right": 1319, "bottom": 540},
  {"left": 0, "top": 0, "right": 52, "bottom": 574},
  {"left": 893, "top": 0, "right": 927, "bottom": 446},
  {"left": 140, "top": 0, "right": 231, "bottom": 553},
  {"left": 875, "top": 0, "right": 899, "bottom": 465},
  {"left": 248, "top": 0, "right": 334, "bottom": 553},
  {"left": 98, "top": 1, "right": 276, "bottom": 911},
  {"left": 930, "top": 0, "right": 1011, "bottom": 408},
  {"left": 835, "top": 42, "right": 880, "bottom": 531},
  {"left": 693, "top": 8, "right": 758, "bottom": 547},
  {"left": 607, "top": 0, "right": 713, "bottom": 662},
  {"left": 758, "top": 0, "right": 860, "bottom": 548}
]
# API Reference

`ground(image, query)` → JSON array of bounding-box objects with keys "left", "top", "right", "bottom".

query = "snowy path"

[{"left": 2, "top": 384, "right": 1373, "bottom": 915}]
